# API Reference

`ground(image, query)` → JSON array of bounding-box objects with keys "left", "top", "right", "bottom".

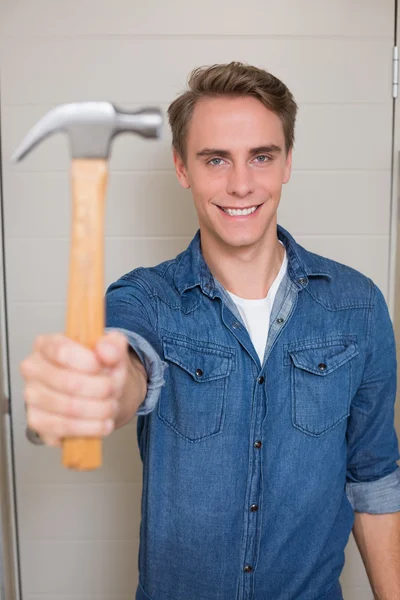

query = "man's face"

[{"left": 174, "top": 95, "right": 292, "bottom": 252}]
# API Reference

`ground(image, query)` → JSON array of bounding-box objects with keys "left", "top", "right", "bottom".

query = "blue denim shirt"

[{"left": 106, "top": 225, "right": 400, "bottom": 600}]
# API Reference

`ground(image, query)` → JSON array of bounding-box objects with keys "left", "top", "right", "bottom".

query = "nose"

[{"left": 226, "top": 164, "right": 255, "bottom": 198}]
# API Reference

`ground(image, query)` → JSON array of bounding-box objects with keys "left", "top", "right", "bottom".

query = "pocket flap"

[
  {"left": 289, "top": 342, "right": 358, "bottom": 376},
  {"left": 163, "top": 337, "right": 233, "bottom": 382}
]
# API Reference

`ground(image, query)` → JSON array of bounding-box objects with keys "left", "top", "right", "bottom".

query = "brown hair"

[{"left": 168, "top": 61, "right": 298, "bottom": 162}]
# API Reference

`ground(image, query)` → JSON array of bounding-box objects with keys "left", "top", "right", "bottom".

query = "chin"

[{"left": 220, "top": 232, "right": 260, "bottom": 249}]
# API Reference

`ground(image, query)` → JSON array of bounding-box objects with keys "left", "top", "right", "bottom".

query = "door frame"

[
  {"left": 391, "top": 0, "right": 400, "bottom": 434},
  {"left": 0, "top": 90, "right": 20, "bottom": 600}
]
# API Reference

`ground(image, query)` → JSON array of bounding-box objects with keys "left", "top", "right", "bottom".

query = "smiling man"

[
  {"left": 21, "top": 63, "right": 400, "bottom": 600},
  {"left": 173, "top": 93, "right": 290, "bottom": 303}
]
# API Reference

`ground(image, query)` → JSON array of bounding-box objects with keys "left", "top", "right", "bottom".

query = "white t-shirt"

[{"left": 227, "top": 244, "right": 288, "bottom": 364}]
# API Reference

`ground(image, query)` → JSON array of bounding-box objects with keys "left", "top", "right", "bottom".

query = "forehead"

[{"left": 186, "top": 95, "right": 285, "bottom": 150}]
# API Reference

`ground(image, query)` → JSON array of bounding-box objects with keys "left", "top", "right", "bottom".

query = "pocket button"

[
  {"left": 318, "top": 363, "right": 327, "bottom": 371},
  {"left": 195, "top": 368, "right": 204, "bottom": 377}
]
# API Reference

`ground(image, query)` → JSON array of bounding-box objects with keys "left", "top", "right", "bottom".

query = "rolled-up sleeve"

[
  {"left": 345, "top": 282, "right": 400, "bottom": 514},
  {"left": 105, "top": 271, "right": 167, "bottom": 416}
]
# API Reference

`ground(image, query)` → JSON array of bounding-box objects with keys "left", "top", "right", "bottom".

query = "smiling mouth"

[{"left": 218, "top": 205, "right": 261, "bottom": 217}]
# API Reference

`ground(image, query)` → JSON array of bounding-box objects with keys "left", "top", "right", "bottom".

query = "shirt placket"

[
  {"left": 220, "top": 278, "right": 300, "bottom": 600},
  {"left": 220, "top": 305, "right": 260, "bottom": 600}
]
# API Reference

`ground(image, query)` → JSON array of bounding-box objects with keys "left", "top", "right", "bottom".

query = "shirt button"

[
  {"left": 254, "top": 440, "right": 262, "bottom": 449},
  {"left": 195, "top": 368, "right": 204, "bottom": 377},
  {"left": 244, "top": 565, "right": 253, "bottom": 573},
  {"left": 298, "top": 277, "right": 307, "bottom": 285},
  {"left": 257, "top": 376, "right": 265, "bottom": 385},
  {"left": 250, "top": 504, "right": 259, "bottom": 512},
  {"left": 232, "top": 321, "right": 241, "bottom": 329},
  {"left": 277, "top": 317, "right": 284, "bottom": 324},
  {"left": 318, "top": 363, "right": 327, "bottom": 371}
]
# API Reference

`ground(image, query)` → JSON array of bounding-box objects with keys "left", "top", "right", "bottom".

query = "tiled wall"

[{"left": 0, "top": 1, "right": 396, "bottom": 598}]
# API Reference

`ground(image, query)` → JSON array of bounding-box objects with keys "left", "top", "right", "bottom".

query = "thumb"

[{"left": 95, "top": 331, "right": 128, "bottom": 367}]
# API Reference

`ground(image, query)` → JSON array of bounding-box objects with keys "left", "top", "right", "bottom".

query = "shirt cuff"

[
  {"left": 346, "top": 467, "right": 400, "bottom": 514},
  {"left": 105, "top": 327, "right": 167, "bottom": 416}
]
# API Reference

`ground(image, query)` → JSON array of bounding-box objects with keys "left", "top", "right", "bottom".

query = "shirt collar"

[{"left": 174, "top": 225, "right": 332, "bottom": 297}]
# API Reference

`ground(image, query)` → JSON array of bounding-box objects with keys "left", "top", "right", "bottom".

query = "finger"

[
  {"left": 110, "top": 360, "right": 128, "bottom": 398},
  {"left": 27, "top": 406, "right": 115, "bottom": 440},
  {"left": 34, "top": 334, "right": 101, "bottom": 373},
  {"left": 21, "top": 353, "right": 114, "bottom": 399},
  {"left": 41, "top": 435, "right": 62, "bottom": 447},
  {"left": 95, "top": 331, "right": 128, "bottom": 368},
  {"left": 24, "top": 381, "right": 118, "bottom": 421}
]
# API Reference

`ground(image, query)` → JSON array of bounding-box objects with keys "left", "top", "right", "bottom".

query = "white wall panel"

[
  {"left": 13, "top": 423, "right": 142, "bottom": 485},
  {"left": 18, "top": 482, "right": 142, "bottom": 540},
  {"left": 279, "top": 170, "right": 391, "bottom": 236},
  {"left": 5, "top": 237, "right": 193, "bottom": 303},
  {"left": 19, "top": 539, "right": 139, "bottom": 595},
  {"left": 3, "top": 171, "right": 195, "bottom": 238},
  {"left": 0, "top": 38, "right": 391, "bottom": 105},
  {"left": 0, "top": 0, "right": 393, "bottom": 37}
]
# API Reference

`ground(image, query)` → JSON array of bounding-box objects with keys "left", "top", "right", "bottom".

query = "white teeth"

[{"left": 222, "top": 206, "right": 258, "bottom": 216}]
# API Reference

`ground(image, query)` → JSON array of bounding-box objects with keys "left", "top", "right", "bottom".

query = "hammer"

[{"left": 12, "top": 102, "right": 163, "bottom": 471}]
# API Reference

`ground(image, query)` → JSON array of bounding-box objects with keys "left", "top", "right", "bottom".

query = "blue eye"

[
  {"left": 255, "top": 155, "right": 269, "bottom": 163},
  {"left": 208, "top": 158, "right": 224, "bottom": 166}
]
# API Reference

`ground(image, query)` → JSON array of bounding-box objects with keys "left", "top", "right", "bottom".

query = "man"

[{"left": 21, "top": 62, "right": 400, "bottom": 600}]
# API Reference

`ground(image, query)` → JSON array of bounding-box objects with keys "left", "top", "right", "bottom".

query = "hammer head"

[{"left": 12, "top": 102, "right": 163, "bottom": 162}]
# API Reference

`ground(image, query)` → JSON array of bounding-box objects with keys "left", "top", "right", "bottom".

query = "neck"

[{"left": 200, "top": 226, "right": 285, "bottom": 300}]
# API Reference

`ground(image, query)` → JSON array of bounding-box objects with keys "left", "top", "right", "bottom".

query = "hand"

[{"left": 20, "top": 331, "right": 129, "bottom": 447}]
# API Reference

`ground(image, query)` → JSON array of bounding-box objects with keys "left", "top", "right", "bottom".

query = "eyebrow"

[{"left": 196, "top": 145, "right": 283, "bottom": 159}]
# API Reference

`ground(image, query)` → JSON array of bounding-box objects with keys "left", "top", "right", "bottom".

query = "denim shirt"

[{"left": 105, "top": 225, "right": 400, "bottom": 600}]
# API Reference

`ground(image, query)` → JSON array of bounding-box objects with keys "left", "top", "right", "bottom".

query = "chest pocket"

[
  {"left": 286, "top": 337, "right": 359, "bottom": 437},
  {"left": 158, "top": 335, "right": 234, "bottom": 442}
]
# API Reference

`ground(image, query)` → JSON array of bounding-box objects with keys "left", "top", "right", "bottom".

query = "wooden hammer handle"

[{"left": 62, "top": 159, "right": 108, "bottom": 470}]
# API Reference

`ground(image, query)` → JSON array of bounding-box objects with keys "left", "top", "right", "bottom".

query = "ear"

[
  {"left": 283, "top": 148, "right": 293, "bottom": 184},
  {"left": 173, "top": 149, "right": 191, "bottom": 189}
]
